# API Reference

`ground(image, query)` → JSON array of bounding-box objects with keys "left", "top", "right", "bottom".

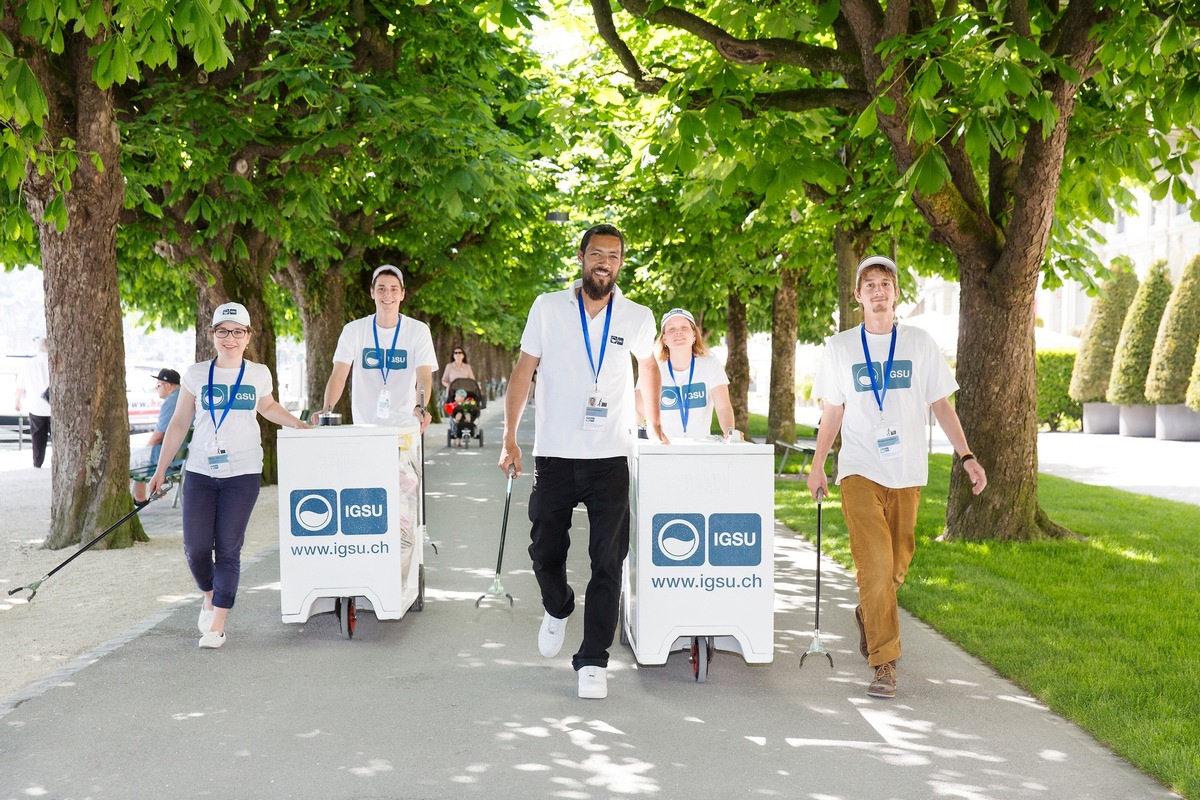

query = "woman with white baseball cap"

[
  {"left": 150, "top": 302, "right": 311, "bottom": 649},
  {"left": 637, "top": 307, "right": 737, "bottom": 440}
]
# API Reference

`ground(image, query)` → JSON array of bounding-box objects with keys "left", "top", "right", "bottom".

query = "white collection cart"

[
  {"left": 277, "top": 424, "right": 425, "bottom": 638},
  {"left": 622, "top": 437, "right": 775, "bottom": 682}
]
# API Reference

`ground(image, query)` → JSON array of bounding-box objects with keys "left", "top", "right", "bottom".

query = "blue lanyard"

[
  {"left": 577, "top": 291, "right": 613, "bottom": 391},
  {"left": 667, "top": 355, "right": 696, "bottom": 432},
  {"left": 860, "top": 324, "right": 897, "bottom": 419},
  {"left": 207, "top": 359, "right": 247, "bottom": 434},
  {"left": 372, "top": 315, "right": 402, "bottom": 386}
]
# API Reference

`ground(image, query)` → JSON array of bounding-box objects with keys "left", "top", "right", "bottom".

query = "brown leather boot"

[{"left": 867, "top": 660, "right": 897, "bottom": 698}]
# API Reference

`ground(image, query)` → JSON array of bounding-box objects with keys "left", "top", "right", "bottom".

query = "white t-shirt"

[
  {"left": 332, "top": 315, "right": 438, "bottom": 425},
  {"left": 645, "top": 354, "right": 729, "bottom": 439},
  {"left": 812, "top": 323, "right": 957, "bottom": 489},
  {"left": 520, "top": 281, "right": 657, "bottom": 459},
  {"left": 180, "top": 360, "right": 274, "bottom": 478}
]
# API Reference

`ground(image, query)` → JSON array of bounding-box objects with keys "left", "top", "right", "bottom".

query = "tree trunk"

[
  {"left": 725, "top": 291, "right": 750, "bottom": 434},
  {"left": 25, "top": 32, "right": 146, "bottom": 549},
  {"left": 278, "top": 260, "right": 347, "bottom": 418},
  {"left": 768, "top": 268, "right": 799, "bottom": 443},
  {"left": 834, "top": 225, "right": 869, "bottom": 332}
]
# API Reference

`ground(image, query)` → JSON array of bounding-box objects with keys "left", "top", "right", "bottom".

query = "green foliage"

[
  {"left": 775, "top": 457, "right": 1200, "bottom": 798},
  {"left": 1146, "top": 254, "right": 1200, "bottom": 405},
  {"left": 1069, "top": 258, "right": 1139, "bottom": 402},
  {"left": 1107, "top": 261, "right": 1173, "bottom": 406},
  {"left": 1188, "top": 346, "right": 1200, "bottom": 413},
  {"left": 1037, "top": 350, "right": 1081, "bottom": 431}
]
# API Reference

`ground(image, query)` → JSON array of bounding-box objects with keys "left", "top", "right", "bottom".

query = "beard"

[{"left": 581, "top": 271, "right": 614, "bottom": 301}]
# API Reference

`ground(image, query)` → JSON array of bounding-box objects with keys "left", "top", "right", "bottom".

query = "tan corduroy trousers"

[{"left": 839, "top": 475, "right": 921, "bottom": 667}]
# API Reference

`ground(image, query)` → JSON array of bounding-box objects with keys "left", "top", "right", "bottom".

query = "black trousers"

[
  {"left": 29, "top": 413, "right": 50, "bottom": 468},
  {"left": 527, "top": 456, "right": 630, "bottom": 670}
]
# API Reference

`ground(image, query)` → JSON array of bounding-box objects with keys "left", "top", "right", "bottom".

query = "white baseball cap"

[
  {"left": 372, "top": 264, "right": 404, "bottom": 286},
  {"left": 855, "top": 255, "right": 899, "bottom": 283},
  {"left": 660, "top": 308, "right": 696, "bottom": 328},
  {"left": 212, "top": 302, "right": 251, "bottom": 327}
]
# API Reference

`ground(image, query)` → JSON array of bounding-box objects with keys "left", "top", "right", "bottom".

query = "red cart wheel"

[
  {"left": 337, "top": 596, "right": 356, "bottom": 639},
  {"left": 691, "top": 636, "right": 709, "bottom": 683}
]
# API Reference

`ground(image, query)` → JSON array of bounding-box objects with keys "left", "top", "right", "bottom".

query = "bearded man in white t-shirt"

[
  {"left": 807, "top": 255, "right": 987, "bottom": 700},
  {"left": 499, "top": 224, "right": 665, "bottom": 700}
]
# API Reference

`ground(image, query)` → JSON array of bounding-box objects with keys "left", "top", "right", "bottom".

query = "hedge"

[
  {"left": 1068, "top": 257, "right": 1140, "bottom": 403},
  {"left": 1188, "top": 348, "right": 1200, "bottom": 412},
  {"left": 1038, "top": 350, "right": 1082, "bottom": 431},
  {"left": 1146, "top": 253, "right": 1200, "bottom": 405},
  {"left": 1107, "top": 260, "right": 1173, "bottom": 406}
]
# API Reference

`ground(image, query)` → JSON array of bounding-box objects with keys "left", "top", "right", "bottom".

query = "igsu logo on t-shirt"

[
  {"left": 290, "top": 488, "right": 388, "bottom": 536},
  {"left": 362, "top": 348, "right": 408, "bottom": 371},
  {"left": 201, "top": 384, "right": 257, "bottom": 410},
  {"left": 852, "top": 361, "right": 914, "bottom": 392},
  {"left": 651, "top": 512, "right": 762, "bottom": 567},
  {"left": 659, "top": 383, "right": 708, "bottom": 410}
]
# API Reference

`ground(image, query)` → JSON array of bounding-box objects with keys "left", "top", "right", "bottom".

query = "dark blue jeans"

[
  {"left": 182, "top": 471, "right": 260, "bottom": 609},
  {"left": 528, "top": 456, "right": 630, "bottom": 670}
]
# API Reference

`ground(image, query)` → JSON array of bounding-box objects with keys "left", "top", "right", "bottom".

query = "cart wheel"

[
  {"left": 478, "top": 429, "right": 484, "bottom": 447},
  {"left": 691, "top": 636, "right": 709, "bottom": 683},
  {"left": 410, "top": 564, "right": 425, "bottom": 612},
  {"left": 338, "top": 596, "right": 356, "bottom": 639},
  {"left": 618, "top": 594, "right": 629, "bottom": 646},
  {"left": 447, "top": 429, "right": 453, "bottom": 447}
]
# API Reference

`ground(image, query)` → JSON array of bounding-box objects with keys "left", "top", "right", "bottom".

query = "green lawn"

[{"left": 769, "top": 431, "right": 1200, "bottom": 799}]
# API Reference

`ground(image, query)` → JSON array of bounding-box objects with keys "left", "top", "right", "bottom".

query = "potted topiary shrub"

[
  {"left": 1146, "top": 254, "right": 1200, "bottom": 440},
  {"left": 1107, "top": 260, "right": 1173, "bottom": 437},
  {"left": 1069, "top": 257, "right": 1140, "bottom": 433},
  {"left": 1187, "top": 346, "right": 1200, "bottom": 414}
]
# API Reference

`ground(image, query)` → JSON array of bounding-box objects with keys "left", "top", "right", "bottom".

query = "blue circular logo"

[
  {"left": 295, "top": 493, "right": 334, "bottom": 532},
  {"left": 657, "top": 518, "right": 700, "bottom": 562}
]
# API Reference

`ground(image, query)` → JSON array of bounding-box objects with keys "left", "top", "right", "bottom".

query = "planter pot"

[
  {"left": 1155, "top": 404, "right": 1200, "bottom": 441},
  {"left": 1118, "top": 404, "right": 1156, "bottom": 438},
  {"left": 1082, "top": 402, "right": 1120, "bottom": 434}
]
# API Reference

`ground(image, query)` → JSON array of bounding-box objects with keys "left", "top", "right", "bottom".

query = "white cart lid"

[
  {"left": 278, "top": 423, "right": 419, "bottom": 440},
  {"left": 634, "top": 437, "right": 773, "bottom": 456}
]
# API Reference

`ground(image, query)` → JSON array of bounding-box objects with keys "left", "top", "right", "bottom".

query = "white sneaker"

[
  {"left": 538, "top": 612, "right": 568, "bottom": 657},
  {"left": 578, "top": 666, "right": 608, "bottom": 699},
  {"left": 198, "top": 631, "right": 226, "bottom": 649},
  {"left": 197, "top": 605, "right": 215, "bottom": 635}
]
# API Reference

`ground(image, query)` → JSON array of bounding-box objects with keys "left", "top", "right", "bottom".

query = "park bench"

[
  {"left": 130, "top": 429, "right": 191, "bottom": 508},
  {"left": 0, "top": 413, "right": 30, "bottom": 449},
  {"left": 775, "top": 437, "right": 818, "bottom": 477}
]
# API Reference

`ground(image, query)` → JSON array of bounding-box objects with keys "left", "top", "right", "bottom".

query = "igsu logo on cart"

[
  {"left": 290, "top": 488, "right": 388, "bottom": 536},
  {"left": 651, "top": 512, "right": 762, "bottom": 567}
]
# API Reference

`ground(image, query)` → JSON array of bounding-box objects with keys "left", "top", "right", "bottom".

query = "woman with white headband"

[{"left": 638, "top": 308, "right": 736, "bottom": 439}]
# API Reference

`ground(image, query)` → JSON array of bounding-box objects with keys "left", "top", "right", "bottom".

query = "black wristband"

[{"left": 959, "top": 453, "right": 976, "bottom": 464}]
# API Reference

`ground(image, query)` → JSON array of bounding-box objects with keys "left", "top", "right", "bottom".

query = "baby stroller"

[{"left": 445, "top": 377, "right": 485, "bottom": 448}]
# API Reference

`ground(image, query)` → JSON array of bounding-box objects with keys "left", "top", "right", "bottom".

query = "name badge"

[
  {"left": 875, "top": 423, "right": 902, "bottom": 461},
  {"left": 377, "top": 388, "right": 392, "bottom": 420},
  {"left": 583, "top": 394, "right": 609, "bottom": 431},
  {"left": 207, "top": 439, "right": 232, "bottom": 476}
]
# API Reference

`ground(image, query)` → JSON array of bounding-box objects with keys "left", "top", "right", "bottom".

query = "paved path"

[{"left": 0, "top": 407, "right": 1188, "bottom": 799}]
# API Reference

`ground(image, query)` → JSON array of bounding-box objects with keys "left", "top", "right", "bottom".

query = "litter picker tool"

[
  {"left": 8, "top": 484, "right": 173, "bottom": 602},
  {"left": 476, "top": 465, "right": 516, "bottom": 607},
  {"left": 799, "top": 488, "right": 834, "bottom": 668}
]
